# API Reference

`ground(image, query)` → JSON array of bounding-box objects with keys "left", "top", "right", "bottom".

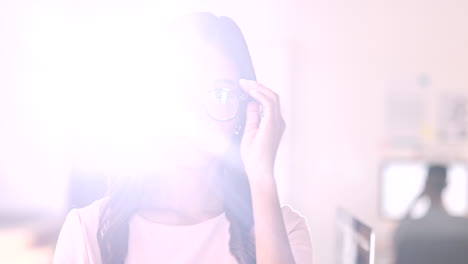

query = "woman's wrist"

[{"left": 247, "top": 170, "right": 277, "bottom": 191}]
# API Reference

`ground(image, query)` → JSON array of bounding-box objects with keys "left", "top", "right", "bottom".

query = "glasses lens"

[{"left": 205, "top": 88, "right": 239, "bottom": 121}]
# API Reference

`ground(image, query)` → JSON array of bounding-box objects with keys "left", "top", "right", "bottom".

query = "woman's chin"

[{"left": 171, "top": 142, "right": 227, "bottom": 168}]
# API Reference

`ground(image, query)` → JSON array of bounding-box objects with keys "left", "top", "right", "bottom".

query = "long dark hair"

[{"left": 97, "top": 12, "right": 257, "bottom": 264}]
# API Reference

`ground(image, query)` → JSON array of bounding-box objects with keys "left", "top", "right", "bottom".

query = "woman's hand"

[
  {"left": 239, "top": 79, "right": 286, "bottom": 182},
  {"left": 239, "top": 80, "right": 296, "bottom": 264}
]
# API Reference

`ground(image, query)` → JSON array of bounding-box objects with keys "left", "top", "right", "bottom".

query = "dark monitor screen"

[{"left": 380, "top": 161, "right": 467, "bottom": 220}]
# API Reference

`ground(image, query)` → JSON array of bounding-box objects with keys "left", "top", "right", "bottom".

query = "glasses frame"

[{"left": 204, "top": 87, "right": 251, "bottom": 122}]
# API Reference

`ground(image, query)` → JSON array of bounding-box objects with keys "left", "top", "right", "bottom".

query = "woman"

[{"left": 54, "top": 12, "right": 312, "bottom": 264}]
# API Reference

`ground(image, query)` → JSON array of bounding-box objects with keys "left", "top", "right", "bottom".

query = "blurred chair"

[
  {"left": 394, "top": 164, "right": 468, "bottom": 264},
  {"left": 395, "top": 216, "right": 468, "bottom": 264}
]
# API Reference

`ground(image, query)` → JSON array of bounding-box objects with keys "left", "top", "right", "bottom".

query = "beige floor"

[{"left": 0, "top": 228, "right": 54, "bottom": 264}]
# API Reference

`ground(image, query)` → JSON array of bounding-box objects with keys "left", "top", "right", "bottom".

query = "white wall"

[
  {"left": 0, "top": 0, "right": 70, "bottom": 215},
  {"left": 288, "top": 1, "right": 468, "bottom": 263}
]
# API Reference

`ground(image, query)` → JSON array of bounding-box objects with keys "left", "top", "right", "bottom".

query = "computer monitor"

[
  {"left": 380, "top": 161, "right": 468, "bottom": 220},
  {"left": 336, "top": 208, "right": 375, "bottom": 264}
]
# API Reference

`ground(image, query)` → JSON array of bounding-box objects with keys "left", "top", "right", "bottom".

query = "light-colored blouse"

[{"left": 53, "top": 199, "right": 312, "bottom": 263}]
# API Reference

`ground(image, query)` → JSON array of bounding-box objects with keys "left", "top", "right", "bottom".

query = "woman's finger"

[
  {"left": 252, "top": 82, "right": 280, "bottom": 105},
  {"left": 242, "top": 101, "right": 260, "bottom": 144},
  {"left": 240, "top": 80, "right": 273, "bottom": 110},
  {"left": 240, "top": 79, "right": 279, "bottom": 104},
  {"left": 245, "top": 88, "right": 275, "bottom": 120},
  {"left": 239, "top": 79, "right": 281, "bottom": 115}
]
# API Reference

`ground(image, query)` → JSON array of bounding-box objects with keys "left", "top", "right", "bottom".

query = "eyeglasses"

[{"left": 204, "top": 87, "right": 250, "bottom": 121}]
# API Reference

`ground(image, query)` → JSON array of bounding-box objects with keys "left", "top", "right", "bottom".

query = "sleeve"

[
  {"left": 53, "top": 209, "right": 90, "bottom": 264},
  {"left": 282, "top": 206, "right": 313, "bottom": 264}
]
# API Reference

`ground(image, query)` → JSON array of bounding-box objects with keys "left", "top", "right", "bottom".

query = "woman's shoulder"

[
  {"left": 61, "top": 198, "right": 105, "bottom": 244},
  {"left": 280, "top": 205, "right": 313, "bottom": 263},
  {"left": 71, "top": 198, "right": 106, "bottom": 227},
  {"left": 280, "top": 205, "right": 309, "bottom": 232},
  {"left": 54, "top": 199, "right": 105, "bottom": 263}
]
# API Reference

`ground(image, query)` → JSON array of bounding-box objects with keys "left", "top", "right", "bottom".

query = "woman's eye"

[{"left": 214, "top": 89, "right": 231, "bottom": 104}]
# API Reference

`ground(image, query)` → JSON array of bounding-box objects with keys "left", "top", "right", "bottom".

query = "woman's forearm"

[{"left": 249, "top": 174, "right": 296, "bottom": 264}]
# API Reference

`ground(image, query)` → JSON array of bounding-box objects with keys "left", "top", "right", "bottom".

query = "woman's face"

[{"left": 150, "top": 42, "right": 243, "bottom": 169}]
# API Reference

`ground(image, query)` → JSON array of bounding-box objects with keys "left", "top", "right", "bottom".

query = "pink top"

[{"left": 53, "top": 199, "right": 312, "bottom": 264}]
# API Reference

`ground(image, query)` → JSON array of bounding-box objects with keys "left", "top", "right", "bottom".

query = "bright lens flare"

[{"left": 62, "top": 13, "right": 231, "bottom": 175}]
